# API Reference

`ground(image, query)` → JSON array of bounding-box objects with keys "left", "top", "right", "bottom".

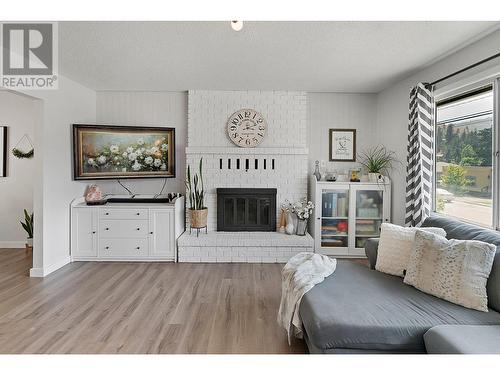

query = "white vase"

[
  {"left": 285, "top": 211, "right": 295, "bottom": 235},
  {"left": 26, "top": 238, "right": 33, "bottom": 247},
  {"left": 368, "top": 173, "right": 378, "bottom": 182},
  {"left": 369, "top": 173, "right": 384, "bottom": 183}
]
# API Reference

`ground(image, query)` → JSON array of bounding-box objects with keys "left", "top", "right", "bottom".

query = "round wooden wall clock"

[{"left": 227, "top": 109, "right": 267, "bottom": 148}]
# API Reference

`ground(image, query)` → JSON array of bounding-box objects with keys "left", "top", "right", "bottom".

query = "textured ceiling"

[{"left": 59, "top": 21, "right": 500, "bottom": 92}]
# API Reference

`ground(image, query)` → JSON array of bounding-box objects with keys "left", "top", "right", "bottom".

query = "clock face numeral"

[{"left": 227, "top": 109, "right": 267, "bottom": 148}]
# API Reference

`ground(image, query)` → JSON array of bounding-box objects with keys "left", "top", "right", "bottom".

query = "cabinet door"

[
  {"left": 149, "top": 209, "right": 175, "bottom": 259},
  {"left": 350, "top": 185, "right": 390, "bottom": 256},
  {"left": 314, "top": 184, "right": 350, "bottom": 256},
  {"left": 71, "top": 208, "right": 97, "bottom": 257}
]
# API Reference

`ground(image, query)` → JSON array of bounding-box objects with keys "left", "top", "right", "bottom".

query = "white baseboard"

[
  {"left": 29, "top": 267, "right": 44, "bottom": 277},
  {"left": 0, "top": 241, "right": 26, "bottom": 248},
  {"left": 30, "top": 256, "right": 71, "bottom": 278}
]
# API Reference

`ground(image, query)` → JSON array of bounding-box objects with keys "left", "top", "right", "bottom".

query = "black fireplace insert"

[{"left": 217, "top": 188, "right": 277, "bottom": 231}]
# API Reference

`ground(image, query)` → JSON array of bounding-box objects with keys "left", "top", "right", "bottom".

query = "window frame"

[{"left": 433, "top": 80, "right": 498, "bottom": 229}]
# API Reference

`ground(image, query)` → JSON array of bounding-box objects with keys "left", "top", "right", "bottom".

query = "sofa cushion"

[
  {"left": 299, "top": 261, "right": 500, "bottom": 353},
  {"left": 424, "top": 325, "right": 500, "bottom": 354},
  {"left": 422, "top": 215, "right": 500, "bottom": 312},
  {"left": 404, "top": 230, "right": 496, "bottom": 312},
  {"left": 376, "top": 223, "right": 446, "bottom": 277}
]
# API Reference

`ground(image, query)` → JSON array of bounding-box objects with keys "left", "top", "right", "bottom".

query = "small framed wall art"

[
  {"left": 0, "top": 126, "right": 7, "bottom": 177},
  {"left": 329, "top": 128, "right": 356, "bottom": 162}
]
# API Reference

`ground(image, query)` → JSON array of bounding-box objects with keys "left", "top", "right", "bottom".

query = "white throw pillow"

[
  {"left": 375, "top": 223, "right": 446, "bottom": 277},
  {"left": 404, "top": 230, "right": 496, "bottom": 312}
]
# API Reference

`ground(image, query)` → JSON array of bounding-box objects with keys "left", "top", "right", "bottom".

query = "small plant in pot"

[
  {"left": 20, "top": 209, "right": 34, "bottom": 249},
  {"left": 359, "top": 145, "right": 399, "bottom": 183},
  {"left": 185, "top": 158, "right": 208, "bottom": 231}
]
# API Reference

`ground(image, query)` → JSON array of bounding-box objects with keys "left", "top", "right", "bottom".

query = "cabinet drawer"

[
  {"left": 99, "top": 220, "right": 149, "bottom": 238},
  {"left": 99, "top": 238, "right": 149, "bottom": 258},
  {"left": 99, "top": 208, "right": 148, "bottom": 220}
]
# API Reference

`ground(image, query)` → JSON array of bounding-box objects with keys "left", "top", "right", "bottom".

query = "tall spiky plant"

[
  {"left": 20, "top": 209, "right": 34, "bottom": 239},
  {"left": 185, "top": 158, "right": 206, "bottom": 210},
  {"left": 358, "top": 146, "right": 399, "bottom": 175}
]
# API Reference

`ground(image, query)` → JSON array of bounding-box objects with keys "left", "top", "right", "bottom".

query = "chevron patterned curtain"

[{"left": 405, "top": 83, "right": 434, "bottom": 227}]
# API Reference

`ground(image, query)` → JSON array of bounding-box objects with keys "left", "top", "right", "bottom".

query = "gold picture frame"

[{"left": 73, "top": 124, "right": 175, "bottom": 180}]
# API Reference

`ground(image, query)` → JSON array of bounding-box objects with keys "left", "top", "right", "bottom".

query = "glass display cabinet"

[{"left": 310, "top": 177, "right": 391, "bottom": 257}]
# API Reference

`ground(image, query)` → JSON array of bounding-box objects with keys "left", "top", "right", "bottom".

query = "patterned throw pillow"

[
  {"left": 375, "top": 223, "right": 446, "bottom": 277},
  {"left": 404, "top": 230, "right": 497, "bottom": 312}
]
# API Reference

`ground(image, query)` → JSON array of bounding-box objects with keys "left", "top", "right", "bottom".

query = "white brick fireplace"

[{"left": 178, "top": 90, "right": 313, "bottom": 262}]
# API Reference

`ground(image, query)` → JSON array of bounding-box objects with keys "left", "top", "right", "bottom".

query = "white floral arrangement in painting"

[{"left": 85, "top": 137, "right": 169, "bottom": 173}]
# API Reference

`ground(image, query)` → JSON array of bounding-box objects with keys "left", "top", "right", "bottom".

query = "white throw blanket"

[{"left": 278, "top": 252, "right": 337, "bottom": 343}]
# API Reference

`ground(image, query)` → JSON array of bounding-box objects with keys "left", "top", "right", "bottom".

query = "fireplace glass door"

[{"left": 217, "top": 188, "right": 277, "bottom": 231}]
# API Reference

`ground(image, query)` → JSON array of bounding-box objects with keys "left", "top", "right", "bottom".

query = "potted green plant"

[
  {"left": 185, "top": 158, "right": 207, "bottom": 230},
  {"left": 359, "top": 146, "right": 399, "bottom": 182},
  {"left": 20, "top": 209, "right": 34, "bottom": 249}
]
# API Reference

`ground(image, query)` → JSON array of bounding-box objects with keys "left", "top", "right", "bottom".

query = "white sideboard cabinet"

[
  {"left": 70, "top": 197, "right": 185, "bottom": 262},
  {"left": 309, "top": 178, "right": 391, "bottom": 258}
]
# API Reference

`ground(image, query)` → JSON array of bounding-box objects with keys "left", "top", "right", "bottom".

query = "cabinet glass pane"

[
  {"left": 355, "top": 190, "right": 383, "bottom": 248},
  {"left": 321, "top": 189, "right": 349, "bottom": 218},
  {"left": 321, "top": 189, "right": 349, "bottom": 248}
]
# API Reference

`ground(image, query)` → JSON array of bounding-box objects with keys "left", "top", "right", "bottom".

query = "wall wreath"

[{"left": 12, "top": 134, "right": 34, "bottom": 159}]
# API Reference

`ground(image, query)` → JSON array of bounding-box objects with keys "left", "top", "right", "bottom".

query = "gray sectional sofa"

[{"left": 299, "top": 215, "right": 500, "bottom": 354}]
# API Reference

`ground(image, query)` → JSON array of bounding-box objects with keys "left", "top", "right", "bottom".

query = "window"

[{"left": 434, "top": 86, "right": 494, "bottom": 227}]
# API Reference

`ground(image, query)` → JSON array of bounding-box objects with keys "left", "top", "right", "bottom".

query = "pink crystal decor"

[{"left": 85, "top": 184, "right": 103, "bottom": 203}]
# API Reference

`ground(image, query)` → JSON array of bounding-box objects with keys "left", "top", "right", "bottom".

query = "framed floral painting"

[{"left": 73, "top": 124, "right": 175, "bottom": 180}]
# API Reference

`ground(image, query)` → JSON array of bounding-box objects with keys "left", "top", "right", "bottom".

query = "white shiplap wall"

[
  {"left": 96, "top": 91, "right": 188, "bottom": 194},
  {"left": 307, "top": 93, "right": 378, "bottom": 176}
]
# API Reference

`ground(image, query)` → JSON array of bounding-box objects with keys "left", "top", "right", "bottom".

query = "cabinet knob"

[
  {"left": 136, "top": 213, "right": 140, "bottom": 216},
  {"left": 136, "top": 246, "right": 140, "bottom": 250},
  {"left": 105, "top": 228, "right": 109, "bottom": 231},
  {"left": 105, "top": 246, "right": 109, "bottom": 249},
  {"left": 105, "top": 212, "right": 109, "bottom": 215},
  {"left": 150, "top": 231, "right": 153, "bottom": 234},
  {"left": 92, "top": 231, "right": 96, "bottom": 234},
  {"left": 136, "top": 228, "right": 140, "bottom": 231}
]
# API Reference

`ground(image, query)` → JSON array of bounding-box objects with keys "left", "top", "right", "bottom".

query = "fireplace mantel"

[{"left": 186, "top": 147, "right": 308, "bottom": 155}]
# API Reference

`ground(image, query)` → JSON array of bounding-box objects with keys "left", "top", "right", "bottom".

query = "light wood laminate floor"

[{"left": 0, "top": 248, "right": 308, "bottom": 354}]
